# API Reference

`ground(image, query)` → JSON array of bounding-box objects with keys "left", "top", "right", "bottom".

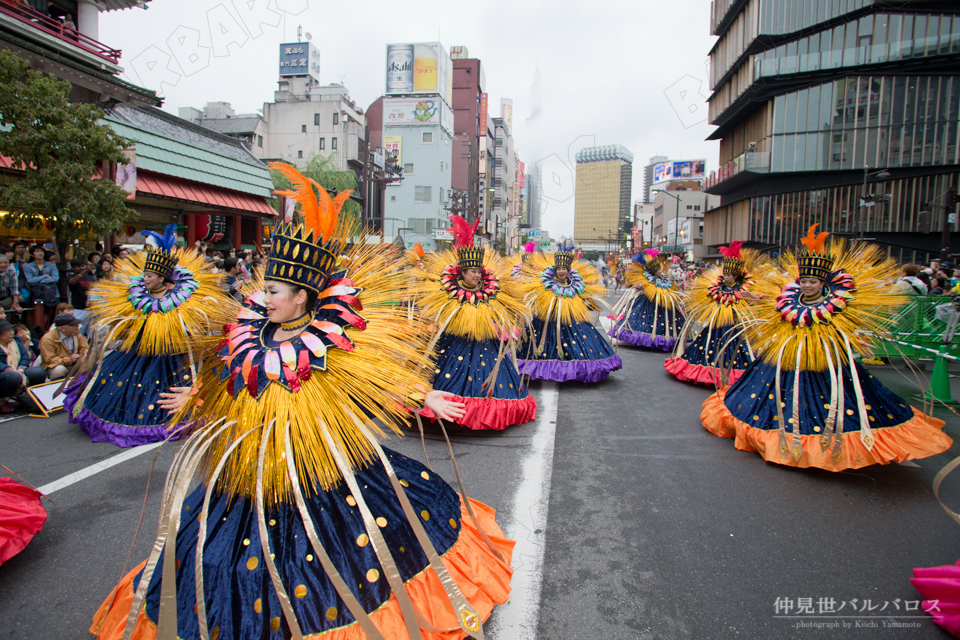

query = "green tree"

[
  {"left": 270, "top": 153, "right": 362, "bottom": 239},
  {"left": 0, "top": 50, "right": 133, "bottom": 262}
]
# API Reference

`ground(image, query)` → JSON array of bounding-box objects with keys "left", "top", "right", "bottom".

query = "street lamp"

[
  {"left": 659, "top": 191, "right": 683, "bottom": 255},
  {"left": 859, "top": 166, "right": 893, "bottom": 240}
]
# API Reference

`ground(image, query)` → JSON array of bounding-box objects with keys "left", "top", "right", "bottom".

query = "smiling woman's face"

[
  {"left": 799, "top": 277, "right": 823, "bottom": 298},
  {"left": 263, "top": 280, "right": 307, "bottom": 324},
  {"left": 556, "top": 266, "right": 569, "bottom": 280},
  {"left": 462, "top": 268, "right": 482, "bottom": 287}
]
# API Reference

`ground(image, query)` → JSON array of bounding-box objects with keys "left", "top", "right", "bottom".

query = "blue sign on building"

[{"left": 279, "top": 42, "right": 320, "bottom": 81}]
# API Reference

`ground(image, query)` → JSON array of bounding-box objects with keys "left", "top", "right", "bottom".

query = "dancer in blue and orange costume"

[
  {"left": 516, "top": 239, "right": 622, "bottom": 383},
  {"left": 90, "top": 164, "right": 514, "bottom": 640},
  {"left": 412, "top": 215, "right": 536, "bottom": 431},
  {"left": 663, "top": 241, "right": 765, "bottom": 385},
  {"left": 610, "top": 248, "right": 685, "bottom": 351},
  {"left": 510, "top": 241, "right": 537, "bottom": 282},
  {"left": 64, "top": 224, "right": 233, "bottom": 447},
  {"left": 700, "top": 225, "right": 952, "bottom": 470}
]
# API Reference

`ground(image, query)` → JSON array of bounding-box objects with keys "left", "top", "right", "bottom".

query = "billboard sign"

[
  {"left": 478, "top": 93, "right": 488, "bottom": 137},
  {"left": 383, "top": 135, "right": 402, "bottom": 165},
  {"left": 279, "top": 42, "right": 320, "bottom": 81},
  {"left": 383, "top": 97, "right": 453, "bottom": 135},
  {"left": 385, "top": 42, "right": 452, "bottom": 103},
  {"left": 653, "top": 159, "right": 706, "bottom": 183},
  {"left": 116, "top": 149, "right": 136, "bottom": 200},
  {"left": 500, "top": 98, "right": 513, "bottom": 135}
]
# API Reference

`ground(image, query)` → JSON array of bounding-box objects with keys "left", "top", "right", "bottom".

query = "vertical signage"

[{"left": 478, "top": 93, "right": 488, "bottom": 138}]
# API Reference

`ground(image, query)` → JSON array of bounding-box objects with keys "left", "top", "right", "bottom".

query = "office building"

[
  {"left": 573, "top": 145, "right": 634, "bottom": 252},
  {"left": 643, "top": 155, "right": 668, "bottom": 203},
  {"left": 703, "top": 0, "right": 960, "bottom": 263}
]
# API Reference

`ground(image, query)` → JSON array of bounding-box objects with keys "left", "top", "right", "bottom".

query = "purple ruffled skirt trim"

[
  {"left": 517, "top": 355, "right": 622, "bottom": 383},
  {"left": 611, "top": 327, "right": 679, "bottom": 351},
  {"left": 63, "top": 381, "right": 189, "bottom": 448}
]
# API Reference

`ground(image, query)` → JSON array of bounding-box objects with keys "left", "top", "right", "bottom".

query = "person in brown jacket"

[{"left": 39, "top": 313, "right": 87, "bottom": 380}]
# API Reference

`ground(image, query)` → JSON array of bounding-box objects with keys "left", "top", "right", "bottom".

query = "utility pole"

[{"left": 942, "top": 187, "right": 957, "bottom": 261}]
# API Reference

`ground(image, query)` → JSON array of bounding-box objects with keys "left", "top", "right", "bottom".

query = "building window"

[
  {"left": 390, "top": 195, "right": 396, "bottom": 202},
  {"left": 301, "top": 124, "right": 307, "bottom": 133},
  {"left": 694, "top": 205, "right": 701, "bottom": 211},
  {"left": 333, "top": 112, "right": 339, "bottom": 126},
  {"left": 314, "top": 113, "right": 320, "bottom": 126},
  {"left": 415, "top": 186, "right": 432, "bottom": 203},
  {"left": 686, "top": 205, "right": 693, "bottom": 209},
  {"left": 404, "top": 162, "right": 414, "bottom": 174},
  {"left": 257, "top": 135, "right": 263, "bottom": 148},
  {"left": 319, "top": 138, "right": 325, "bottom": 150},
  {"left": 298, "top": 150, "right": 303, "bottom": 158},
  {"left": 422, "top": 131, "right": 433, "bottom": 143},
  {"left": 332, "top": 137, "right": 337, "bottom": 150}
]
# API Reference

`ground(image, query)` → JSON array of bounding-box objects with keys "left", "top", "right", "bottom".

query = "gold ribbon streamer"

[
  {"left": 933, "top": 455, "right": 960, "bottom": 526},
  {"left": 774, "top": 335, "right": 794, "bottom": 459},
  {"left": 254, "top": 420, "right": 304, "bottom": 640},
  {"left": 790, "top": 336, "right": 805, "bottom": 461},
  {"left": 841, "top": 333, "right": 874, "bottom": 450},
  {"left": 282, "top": 421, "right": 388, "bottom": 640}
]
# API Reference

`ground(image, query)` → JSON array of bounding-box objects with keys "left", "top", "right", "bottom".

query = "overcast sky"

[{"left": 102, "top": 0, "right": 720, "bottom": 238}]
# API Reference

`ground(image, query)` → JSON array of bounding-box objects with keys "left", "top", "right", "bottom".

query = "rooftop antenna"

[{"left": 297, "top": 25, "right": 302, "bottom": 42}]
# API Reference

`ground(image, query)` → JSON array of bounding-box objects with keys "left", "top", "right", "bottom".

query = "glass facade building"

[{"left": 705, "top": 0, "right": 960, "bottom": 262}]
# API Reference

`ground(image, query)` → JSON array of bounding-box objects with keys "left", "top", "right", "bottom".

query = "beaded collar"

[
  {"left": 639, "top": 270, "right": 673, "bottom": 290},
  {"left": 440, "top": 263, "right": 499, "bottom": 305},
  {"left": 708, "top": 273, "right": 755, "bottom": 306},
  {"left": 540, "top": 266, "right": 585, "bottom": 298},
  {"left": 127, "top": 266, "right": 198, "bottom": 314},
  {"left": 775, "top": 270, "right": 855, "bottom": 327}
]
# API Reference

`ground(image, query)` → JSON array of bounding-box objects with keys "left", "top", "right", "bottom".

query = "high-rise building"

[
  {"left": 643, "top": 155, "right": 668, "bottom": 203},
  {"left": 703, "top": 1, "right": 960, "bottom": 263},
  {"left": 525, "top": 170, "right": 543, "bottom": 231},
  {"left": 573, "top": 145, "right": 634, "bottom": 252}
]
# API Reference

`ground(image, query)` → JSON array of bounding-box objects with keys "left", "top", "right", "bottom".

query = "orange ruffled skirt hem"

[
  {"left": 700, "top": 389, "right": 952, "bottom": 470},
  {"left": 90, "top": 497, "right": 514, "bottom": 640}
]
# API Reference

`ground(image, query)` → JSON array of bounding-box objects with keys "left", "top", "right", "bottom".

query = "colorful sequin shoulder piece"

[
  {"left": 220, "top": 274, "right": 363, "bottom": 399},
  {"left": 126, "top": 266, "right": 200, "bottom": 315},
  {"left": 540, "top": 266, "right": 586, "bottom": 298},
  {"left": 440, "top": 263, "right": 500, "bottom": 306},
  {"left": 775, "top": 271, "right": 854, "bottom": 327}
]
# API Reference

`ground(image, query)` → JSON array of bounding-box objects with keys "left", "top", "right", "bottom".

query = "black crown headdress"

[
  {"left": 797, "top": 224, "right": 833, "bottom": 280},
  {"left": 141, "top": 223, "right": 179, "bottom": 280}
]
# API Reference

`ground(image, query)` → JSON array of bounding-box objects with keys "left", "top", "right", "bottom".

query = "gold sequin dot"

[
  {"left": 421, "top": 471, "right": 430, "bottom": 480},
  {"left": 814, "top": 426, "right": 821, "bottom": 432},
  {"left": 254, "top": 598, "right": 262, "bottom": 613},
  {"left": 366, "top": 568, "right": 380, "bottom": 582},
  {"left": 449, "top": 518, "right": 458, "bottom": 528},
  {"left": 211, "top": 627, "right": 220, "bottom": 640},
  {"left": 269, "top": 519, "right": 276, "bottom": 526},
  {"left": 887, "top": 414, "right": 894, "bottom": 419},
  {"left": 865, "top": 404, "right": 872, "bottom": 411},
  {"left": 481, "top": 362, "right": 486, "bottom": 366},
  {"left": 846, "top": 409, "right": 854, "bottom": 415},
  {"left": 294, "top": 584, "right": 307, "bottom": 599},
  {"left": 750, "top": 394, "right": 756, "bottom": 398},
  {"left": 243, "top": 538, "right": 250, "bottom": 546},
  {"left": 101, "top": 379, "right": 106, "bottom": 384},
  {"left": 148, "top": 404, "right": 154, "bottom": 410},
  {"left": 753, "top": 415, "right": 759, "bottom": 421},
  {"left": 399, "top": 479, "right": 409, "bottom": 487},
  {"left": 468, "top": 376, "right": 473, "bottom": 381},
  {"left": 400, "top": 546, "right": 405, "bottom": 553},
  {"left": 435, "top": 369, "right": 440, "bottom": 374},
  {"left": 445, "top": 373, "right": 451, "bottom": 378},
  {"left": 306, "top": 554, "right": 314, "bottom": 562},
  {"left": 270, "top": 617, "right": 281, "bottom": 632},
  {"left": 246, "top": 557, "right": 258, "bottom": 570},
  {"left": 346, "top": 496, "right": 357, "bottom": 506},
  {"left": 326, "top": 607, "right": 337, "bottom": 621},
  {"left": 421, "top": 510, "right": 430, "bottom": 521},
  {"left": 869, "top": 416, "right": 875, "bottom": 421},
  {"left": 824, "top": 403, "right": 831, "bottom": 409},
  {"left": 376, "top": 517, "right": 387, "bottom": 528},
  {"left": 458, "top": 356, "right": 463, "bottom": 361},
  {"left": 117, "top": 381, "right": 122, "bottom": 386},
  {"left": 357, "top": 533, "right": 369, "bottom": 547}
]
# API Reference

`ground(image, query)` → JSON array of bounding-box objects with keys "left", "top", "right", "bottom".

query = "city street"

[{"left": 2, "top": 314, "right": 960, "bottom": 639}]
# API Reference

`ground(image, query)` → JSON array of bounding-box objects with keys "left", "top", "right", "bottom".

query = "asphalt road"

[{"left": 2, "top": 310, "right": 960, "bottom": 639}]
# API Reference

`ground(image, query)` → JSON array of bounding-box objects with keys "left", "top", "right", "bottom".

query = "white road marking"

[
  {"left": 487, "top": 381, "right": 560, "bottom": 640},
  {"left": 36, "top": 442, "right": 163, "bottom": 496}
]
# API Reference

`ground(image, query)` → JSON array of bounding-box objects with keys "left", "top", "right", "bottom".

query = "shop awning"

[{"left": 136, "top": 171, "right": 276, "bottom": 216}]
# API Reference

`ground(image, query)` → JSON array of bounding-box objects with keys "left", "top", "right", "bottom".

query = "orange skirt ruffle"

[
  {"left": 91, "top": 497, "right": 514, "bottom": 640},
  {"left": 700, "top": 389, "right": 952, "bottom": 470}
]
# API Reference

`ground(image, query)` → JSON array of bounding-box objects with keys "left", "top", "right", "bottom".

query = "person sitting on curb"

[
  {"left": 38, "top": 313, "right": 87, "bottom": 381},
  {"left": 0, "top": 319, "right": 46, "bottom": 413}
]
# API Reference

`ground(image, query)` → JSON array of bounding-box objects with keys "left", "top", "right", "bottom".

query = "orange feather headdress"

[
  {"left": 798, "top": 224, "right": 834, "bottom": 280},
  {"left": 266, "top": 162, "right": 353, "bottom": 294}
]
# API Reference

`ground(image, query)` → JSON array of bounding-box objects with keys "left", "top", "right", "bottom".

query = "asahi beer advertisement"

[
  {"left": 383, "top": 97, "right": 454, "bottom": 135},
  {"left": 385, "top": 42, "right": 452, "bottom": 104}
]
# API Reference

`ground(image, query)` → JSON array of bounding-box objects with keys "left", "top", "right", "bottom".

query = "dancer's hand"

[
  {"left": 158, "top": 386, "right": 193, "bottom": 412},
  {"left": 425, "top": 390, "right": 466, "bottom": 421}
]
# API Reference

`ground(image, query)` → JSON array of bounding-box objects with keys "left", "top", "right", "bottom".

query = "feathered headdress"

[
  {"left": 409, "top": 242, "right": 425, "bottom": 260},
  {"left": 798, "top": 224, "right": 833, "bottom": 280},
  {"left": 632, "top": 248, "right": 663, "bottom": 273},
  {"left": 450, "top": 215, "right": 483, "bottom": 269},
  {"left": 555, "top": 238, "right": 576, "bottom": 270},
  {"left": 266, "top": 162, "right": 353, "bottom": 294},
  {"left": 524, "top": 241, "right": 536, "bottom": 253},
  {"left": 719, "top": 240, "right": 746, "bottom": 278},
  {"left": 141, "top": 223, "right": 179, "bottom": 280}
]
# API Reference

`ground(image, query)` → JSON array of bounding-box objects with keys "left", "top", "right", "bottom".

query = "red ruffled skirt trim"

[
  {"left": 420, "top": 395, "right": 537, "bottom": 431},
  {"left": 700, "top": 389, "right": 952, "bottom": 470},
  {"left": 91, "top": 497, "right": 515, "bottom": 640},
  {"left": 664, "top": 358, "right": 744, "bottom": 387},
  {"left": 0, "top": 477, "right": 47, "bottom": 566}
]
